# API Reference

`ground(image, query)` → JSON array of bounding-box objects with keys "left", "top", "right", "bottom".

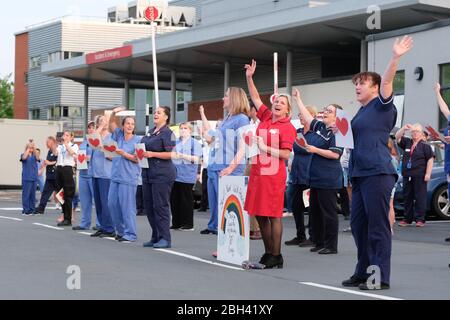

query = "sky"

[{"left": 0, "top": 0, "right": 124, "bottom": 78}]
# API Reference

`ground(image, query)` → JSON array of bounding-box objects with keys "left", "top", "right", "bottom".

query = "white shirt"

[{"left": 56, "top": 144, "right": 79, "bottom": 167}]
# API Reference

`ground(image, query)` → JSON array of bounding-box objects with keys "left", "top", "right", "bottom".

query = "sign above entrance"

[{"left": 86, "top": 45, "right": 133, "bottom": 65}]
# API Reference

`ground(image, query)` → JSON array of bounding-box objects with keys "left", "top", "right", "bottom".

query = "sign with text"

[
  {"left": 217, "top": 176, "right": 250, "bottom": 266},
  {"left": 86, "top": 45, "right": 133, "bottom": 65}
]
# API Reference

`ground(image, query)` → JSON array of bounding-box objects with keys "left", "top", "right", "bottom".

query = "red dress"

[{"left": 244, "top": 105, "right": 297, "bottom": 218}]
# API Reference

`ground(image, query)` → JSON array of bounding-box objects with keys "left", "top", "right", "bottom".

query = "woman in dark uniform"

[
  {"left": 141, "top": 106, "right": 176, "bottom": 249},
  {"left": 342, "top": 36, "right": 413, "bottom": 291}
]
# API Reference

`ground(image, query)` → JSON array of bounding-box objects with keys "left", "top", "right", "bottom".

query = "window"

[
  {"left": 439, "top": 64, "right": 450, "bottom": 130},
  {"left": 48, "top": 52, "right": 61, "bottom": 63},
  {"left": 29, "top": 56, "right": 41, "bottom": 69},
  {"left": 177, "top": 103, "right": 185, "bottom": 112},
  {"left": 393, "top": 70, "right": 405, "bottom": 95},
  {"left": 30, "top": 109, "right": 40, "bottom": 120},
  {"left": 70, "top": 52, "right": 83, "bottom": 58}
]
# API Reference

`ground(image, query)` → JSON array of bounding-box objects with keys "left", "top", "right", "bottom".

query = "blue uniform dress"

[
  {"left": 108, "top": 129, "right": 142, "bottom": 241},
  {"left": 20, "top": 153, "right": 38, "bottom": 214},
  {"left": 141, "top": 126, "right": 176, "bottom": 245},
  {"left": 290, "top": 127, "right": 314, "bottom": 241},
  {"left": 36, "top": 160, "right": 45, "bottom": 193},
  {"left": 349, "top": 95, "right": 397, "bottom": 285},
  {"left": 89, "top": 134, "right": 114, "bottom": 234},
  {"left": 444, "top": 118, "right": 450, "bottom": 197},
  {"left": 78, "top": 139, "right": 95, "bottom": 229},
  {"left": 171, "top": 137, "right": 203, "bottom": 229},
  {"left": 206, "top": 114, "right": 249, "bottom": 232},
  {"left": 307, "top": 119, "right": 343, "bottom": 252}
]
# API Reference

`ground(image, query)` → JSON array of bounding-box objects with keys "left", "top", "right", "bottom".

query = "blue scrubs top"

[
  {"left": 88, "top": 133, "right": 113, "bottom": 179},
  {"left": 141, "top": 126, "right": 176, "bottom": 184},
  {"left": 173, "top": 137, "right": 203, "bottom": 184},
  {"left": 111, "top": 128, "right": 142, "bottom": 186},
  {"left": 307, "top": 119, "right": 343, "bottom": 189},
  {"left": 349, "top": 95, "right": 397, "bottom": 179},
  {"left": 291, "top": 128, "right": 313, "bottom": 186},
  {"left": 79, "top": 139, "right": 93, "bottom": 178},
  {"left": 208, "top": 114, "right": 249, "bottom": 175},
  {"left": 444, "top": 120, "right": 450, "bottom": 174},
  {"left": 20, "top": 154, "right": 38, "bottom": 182}
]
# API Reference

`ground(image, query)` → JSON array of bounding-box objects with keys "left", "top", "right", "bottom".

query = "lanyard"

[{"left": 410, "top": 143, "right": 418, "bottom": 157}]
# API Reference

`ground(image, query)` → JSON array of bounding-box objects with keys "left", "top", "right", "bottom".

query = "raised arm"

[
  {"left": 199, "top": 106, "right": 211, "bottom": 131},
  {"left": 381, "top": 36, "right": 413, "bottom": 100},
  {"left": 292, "top": 88, "right": 314, "bottom": 126},
  {"left": 395, "top": 124, "right": 412, "bottom": 143},
  {"left": 21, "top": 143, "right": 32, "bottom": 161},
  {"left": 245, "top": 60, "right": 264, "bottom": 110},
  {"left": 109, "top": 106, "right": 125, "bottom": 132},
  {"left": 435, "top": 83, "right": 450, "bottom": 118}
]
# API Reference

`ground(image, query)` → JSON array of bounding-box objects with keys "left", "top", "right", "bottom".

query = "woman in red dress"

[{"left": 245, "top": 60, "right": 297, "bottom": 268}]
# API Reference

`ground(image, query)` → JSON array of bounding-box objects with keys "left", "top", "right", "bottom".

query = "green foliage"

[{"left": 0, "top": 74, "right": 14, "bottom": 119}]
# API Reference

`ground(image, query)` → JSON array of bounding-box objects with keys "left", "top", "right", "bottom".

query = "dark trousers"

[
  {"left": 291, "top": 184, "right": 311, "bottom": 241},
  {"left": 338, "top": 187, "right": 350, "bottom": 217},
  {"left": 171, "top": 182, "right": 195, "bottom": 228},
  {"left": 136, "top": 185, "right": 144, "bottom": 214},
  {"left": 200, "top": 169, "right": 209, "bottom": 210},
  {"left": 403, "top": 176, "right": 427, "bottom": 223},
  {"left": 55, "top": 166, "right": 75, "bottom": 222},
  {"left": 310, "top": 188, "right": 339, "bottom": 251},
  {"left": 143, "top": 181, "right": 174, "bottom": 243},
  {"left": 37, "top": 179, "right": 57, "bottom": 212},
  {"left": 351, "top": 175, "right": 395, "bottom": 285}
]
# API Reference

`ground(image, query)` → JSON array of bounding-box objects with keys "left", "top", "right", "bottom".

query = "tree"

[{"left": 0, "top": 74, "right": 14, "bottom": 119}]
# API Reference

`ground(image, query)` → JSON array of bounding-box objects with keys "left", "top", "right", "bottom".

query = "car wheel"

[{"left": 432, "top": 185, "right": 450, "bottom": 220}]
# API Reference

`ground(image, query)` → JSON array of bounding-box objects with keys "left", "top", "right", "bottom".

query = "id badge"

[{"left": 406, "top": 160, "right": 412, "bottom": 170}]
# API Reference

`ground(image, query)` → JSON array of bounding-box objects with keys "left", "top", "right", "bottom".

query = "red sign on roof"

[{"left": 86, "top": 45, "right": 133, "bottom": 65}]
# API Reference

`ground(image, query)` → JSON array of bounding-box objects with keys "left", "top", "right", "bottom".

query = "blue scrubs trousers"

[
  {"left": 143, "top": 182, "right": 173, "bottom": 244},
  {"left": 350, "top": 175, "right": 395, "bottom": 285},
  {"left": 207, "top": 170, "right": 220, "bottom": 232},
  {"left": 22, "top": 180, "right": 37, "bottom": 214},
  {"left": 92, "top": 178, "right": 114, "bottom": 233},
  {"left": 79, "top": 175, "right": 94, "bottom": 229},
  {"left": 109, "top": 182, "right": 138, "bottom": 241}
]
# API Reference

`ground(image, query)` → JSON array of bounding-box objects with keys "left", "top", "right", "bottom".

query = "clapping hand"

[{"left": 393, "top": 36, "right": 413, "bottom": 59}]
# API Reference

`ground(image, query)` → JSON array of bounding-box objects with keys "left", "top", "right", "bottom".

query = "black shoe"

[
  {"left": 34, "top": 210, "right": 44, "bottom": 215},
  {"left": 118, "top": 238, "right": 132, "bottom": 243},
  {"left": 200, "top": 229, "right": 217, "bottom": 235},
  {"left": 285, "top": 237, "right": 303, "bottom": 246},
  {"left": 99, "top": 232, "right": 116, "bottom": 238},
  {"left": 310, "top": 246, "right": 324, "bottom": 252},
  {"left": 318, "top": 248, "right": 338, "bottom": 255},
  {"left": 170, "top": 226, "right": 181, "bottom": 230},
  {"left": 299, "top": 239, "right": 315, "bottom": 247},
  {"left": 57, "top": 220, "right": 71, "bottom": 227},
  {"left": 259, "top": 253, "right": 271, "bottom": 264},
  {"left": 90, "top": 230, "right": 104, "bottom": 237},
  {"left": 445, "top": 238, "right": 450, "bottom": 242},
  {"left": 180, "top": 226, "right": 195, "bottom": 231},
  {"left": 263, "top": 254, "right": 284, "bottom": 269},
  {"left": 115, "top": 235, "right": 123, "bottom": 241},
  {"left": 72, "top": 226, "right": 87, "bottom": 231},
  {"left": 342, "top": 275, "right": 367, "bottom": 287},
  {"left": 359, "top": 282, "right": 390, "bottom": 290}
]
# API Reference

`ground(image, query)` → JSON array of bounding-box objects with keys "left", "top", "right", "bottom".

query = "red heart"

[
  {"left": 89, "top": 139, "right": 100, "bottom": 148},
  {"left": 244, "top": 131, "right": 254, "bottom": 146},
  {"left": 336, "top": 117, "right": 349, "bottom": 136},
  {"left": 136, "top": 149, "right": 145, "bottom": 161},
  {"left": 59, "top": 192, "right": 64, "bottom": 199},
  {"left": 104, "top": 145, "right": 117, "bottom": 153},
  {"left": 78, "top": 154, "right": 86, "bottom": 164},
  {"left": 296, "top": 138, "right": 306, "bottom": 148}
]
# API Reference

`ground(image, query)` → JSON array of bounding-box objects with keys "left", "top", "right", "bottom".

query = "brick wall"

[{"left": 14, "top": 33, "right": 29, "bottom": 119}]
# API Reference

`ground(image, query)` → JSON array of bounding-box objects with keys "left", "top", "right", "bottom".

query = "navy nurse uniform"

[
  {"left": 349, "top": 95, "right": 397, "bottom": 286},
  {"left": 141, "top": 126, "right": 176, "bottom": 246}
]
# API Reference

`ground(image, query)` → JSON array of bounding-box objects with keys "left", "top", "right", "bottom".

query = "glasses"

[{"left": 322, "top": 108, "right": 335, "bottom": 114}]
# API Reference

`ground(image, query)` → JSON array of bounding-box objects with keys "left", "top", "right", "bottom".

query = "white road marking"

[
  {"left": 155, "top": 249, "right": 243, "bottom": 271},
  {"left": 78, "top": 232, "right": 93, "bottom": 236},
  {"left": 423, "top": 220, "right": 450, "bottom": 224},
  {"left": 33, "top": 223, "right": 64, "bottom": 231},
  {"left": 0, "top": 216, "right": 23, "bottom": 221},
  {"left": 299, "top": 282, "right": 403, "bottom": 300},
  {"left": 0, "top": 208, "right": 24, "bottom": 211}
]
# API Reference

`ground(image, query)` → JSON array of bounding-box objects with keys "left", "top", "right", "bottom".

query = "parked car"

[{"left": 394, "top": 141, "right": 450, "bottom": 220}]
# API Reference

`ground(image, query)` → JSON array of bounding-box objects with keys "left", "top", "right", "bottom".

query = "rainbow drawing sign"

[{"left": 217, "top": 176, "right": 250, "bottom": 266}]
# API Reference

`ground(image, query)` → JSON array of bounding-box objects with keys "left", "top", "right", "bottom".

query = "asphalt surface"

[{"left": 0, "top": 191, "right": 449, "bottom": 300}]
